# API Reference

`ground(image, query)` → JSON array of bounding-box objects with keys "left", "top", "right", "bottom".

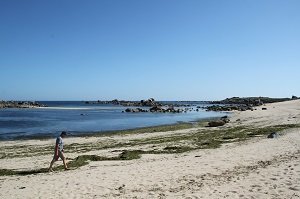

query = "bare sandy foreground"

[{"left": 0, "top": 100, "right": 300, "bottom": 199}]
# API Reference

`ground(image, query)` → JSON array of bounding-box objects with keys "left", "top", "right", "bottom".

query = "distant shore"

[
  {"left": 1, "top": 96, "right": 297, "bottom": 110},
  {"left": 0, "top": 101, "right": 46, "bottom": 109},
  {"left": 206, "top": 96, "right": 299, "bottom": 111}
]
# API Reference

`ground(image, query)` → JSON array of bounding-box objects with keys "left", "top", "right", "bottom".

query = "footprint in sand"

[
  {"left": 289, "top": 187, "right": 300, "bottom": 191},
  {"left": 285, "top": 182, "right": 293, "bottom": 186}
]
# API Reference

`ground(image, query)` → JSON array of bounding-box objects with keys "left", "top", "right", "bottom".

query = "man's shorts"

[{"left": 53, "top": 150, "right": 65, "bottom": 161}]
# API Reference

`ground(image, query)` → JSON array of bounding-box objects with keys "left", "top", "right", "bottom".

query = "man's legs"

[
  {"left": 60, "top": 151, "right": 68, "bottom": 170},
  {"left": 62, "top": 157, "right": 68, "bottom": 170},
  {"left": 48, "top": 151, "right": 68, "bottom": 171},
  {"left": 49, "top": 158, "right": 56, "bottom": 172}
]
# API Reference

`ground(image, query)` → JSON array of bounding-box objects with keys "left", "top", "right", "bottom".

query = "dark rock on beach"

[
  {"left": 208, "top": 120, "right": 226, "bottom": 127},
  {"left": 207, "top": 116, "right": 230, "bottom": 127},
  {"left": 267, "top": 132, "right": 278, "bottom": 138},
  {"left": 221, "top": 117, "right": 230, "bottom": 123}
]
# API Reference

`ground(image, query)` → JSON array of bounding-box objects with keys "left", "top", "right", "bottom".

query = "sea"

[{"left": 0, "top": 101, "right": 226, "bottom": 140}]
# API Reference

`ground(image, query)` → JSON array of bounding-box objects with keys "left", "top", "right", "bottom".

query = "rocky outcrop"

[
  {"left": 85, "top": 98, "right": 163, "bottom": 107},
  {"left": 123, "top": 106, "right": 183, "bottom": 113},
  {"left": 86, "top": 98, "right": 186, "bottom": 113},
  {"left": 0, "top": 101, "right": 46, "bottom": 109},
  {"left": 206, "top": 105, "right": 254, "bottom": 112},
  {"left": 124, "top": 108, "right": 148, "bottom": 113},
  {"left": 210, "top": 97, "right": 291, "bottom": 105},
  {"left": 149, "top": 106, "right": 183, "bottom": 113},
  {"left": 205, "top": 96, "right": 292, "bottom": 112}
]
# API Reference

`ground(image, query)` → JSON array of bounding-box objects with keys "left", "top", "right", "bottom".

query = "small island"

[{"left": 0, "top": 101, "right": 46, "bottom": 109}]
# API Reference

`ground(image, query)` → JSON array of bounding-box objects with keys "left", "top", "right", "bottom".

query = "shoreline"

[
  {"left": 0, "top": 100, "right": 299, "bottom": 198},
  {"left": 0, "top": 100, "right": 228, "bottom": 141},
  {"left": 0, "top": 115, "right": 227, "bottom": 142}
]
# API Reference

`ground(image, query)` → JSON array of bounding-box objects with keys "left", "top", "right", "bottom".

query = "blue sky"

[{"left": 0, "top": 0, "right": 299, "bottom": 101}]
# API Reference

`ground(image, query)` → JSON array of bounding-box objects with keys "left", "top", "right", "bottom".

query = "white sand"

[{"left": 0, "top": 100, "right": 299, "bottom": 199}]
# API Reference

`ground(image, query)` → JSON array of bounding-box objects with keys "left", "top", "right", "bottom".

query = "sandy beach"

[{"left": 0, "top": 100, "right": 299, "bottom": 199}]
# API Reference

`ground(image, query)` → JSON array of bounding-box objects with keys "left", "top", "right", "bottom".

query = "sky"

[{"left": 0, "top": 0, "right": 299, "bottom": 101}]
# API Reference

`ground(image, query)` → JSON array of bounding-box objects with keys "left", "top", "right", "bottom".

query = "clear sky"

[{"left": 0, "top": 0, "right": 299, "bottom": 101}]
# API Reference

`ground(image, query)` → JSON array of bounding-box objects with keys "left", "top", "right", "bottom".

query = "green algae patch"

[{"left": 1, "top": 124, "right": 299, "bottom": 176}]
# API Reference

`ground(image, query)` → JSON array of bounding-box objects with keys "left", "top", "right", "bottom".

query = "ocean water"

[{"left": 0, "top": 101, "right": 226, "bottom": 140}]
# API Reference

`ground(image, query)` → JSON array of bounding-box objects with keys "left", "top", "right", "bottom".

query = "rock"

[
  {"left": 267, "top": 132, "right": 278, "bottom": 138},
  {"left": 262, "top": 108, "right": 267, "bottom": 110},
  {"left": 222, "top": 118, "right": 230, "bottom": 123},
  {"left": 166, "top": 107, "right": 175, "bottom": 112},
  {"left": 208, "top": 120, "right": 226, "bottom": 127},
  {"left": 149, "top": 98, "right": 155, "bottom": 102},
  {"left": 125, "top": 108, "right": 137, "bottom": 113},
  {"left": 125, "top": 108, "right": 147, "bottom": 113},
  {"left": 149, "top": 105, "right": 183, "bottom": 113},
  {"left": 111, "top": 99, "right": 120, "bottom": 105},
  {"left": 240, "top": 107, "right": 247, "bottom": 111},
  {"left": 206, "top": 105, "right": 244, "bottom": 112},
  {"left": 220, "top": 116, "right": 230, "bottom": 123},
  {"left": 150, "top": 106, "right": 163, "bottom": 112},
  {"left": 139, "top": 98, "right": 161, "bottom": 107}
]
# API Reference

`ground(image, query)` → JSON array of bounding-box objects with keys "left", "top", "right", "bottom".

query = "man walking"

[{"left": 49, "top": 131, "right": 69, "bottom": 171}]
